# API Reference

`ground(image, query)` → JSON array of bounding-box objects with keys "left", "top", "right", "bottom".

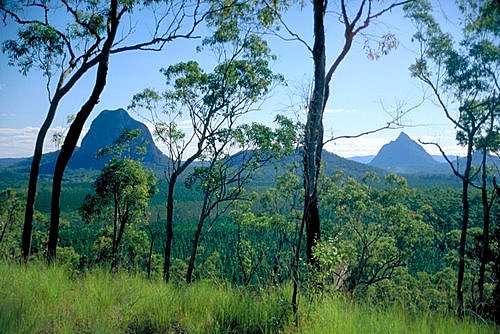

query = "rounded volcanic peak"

[
  {"left": 79, "top": 108, "right": 145, "bottom": 151},
  {"left": 69, "top": 108, "right": 167, "bottom": 169},
  {"left": 370, "top": 132, "right": 438, "bottom": 169}
]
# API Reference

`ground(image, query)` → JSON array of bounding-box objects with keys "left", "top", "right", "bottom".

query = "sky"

[{"left": 0, "top": 0, "right": 467, "bottom": 159}]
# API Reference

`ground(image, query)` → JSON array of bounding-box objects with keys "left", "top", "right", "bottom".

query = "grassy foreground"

[{"left": 0, "top": 262, "right": 497, "bottom": 334}]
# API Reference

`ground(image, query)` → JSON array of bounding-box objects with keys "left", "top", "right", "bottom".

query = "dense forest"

[{"left": 0, "top": 0, "right": 498, "bottom": 333}]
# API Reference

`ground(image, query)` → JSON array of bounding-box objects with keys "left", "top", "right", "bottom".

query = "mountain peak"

[
  {"left": 67, "top": 108, "right": 168, "bottom": 169},
  {"left": 369, "top": 132, "right": 447, "bottom": 174},
  {"left": 95, "top": 108, "right": 129, "bottom": 121},
  {"left": 395, "top": 132, "right": 411, "bottom": 141}
]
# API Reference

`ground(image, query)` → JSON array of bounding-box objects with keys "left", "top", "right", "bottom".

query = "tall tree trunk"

[
  {"left": 147, "top": 224, "right": 154, "bottom": 280},
  {"left": 457, "top": 137, "right": 473, "bottom": 318},
  {"left": 0, "top": 205, "right": 17, "bottom": 244},
  {"left": 112, "top": 215, "right": 127, "bottom": 271},
  {"left": 478, "top": 146, "right": 491, "bottom": 308},
  {"left": 48, "top": 2, "right": 119, "bottom": 262},
  {"left": 163, "top": 175, "right": 177, "bottom": 282},
  {"left": 186, "top": 192, "right": 210, "bottom": 283},
  {"left": 22, "top": 95, "right": 61, "bottom": 262},
  {"left": 111, "top": 196, "right": 119, "bottom": 270},
  {"left": 303, "top": 0, "right": 326, "bottom": 267},
  {"left": 291, "top": 212, "right": 306, "bottom": 322}
]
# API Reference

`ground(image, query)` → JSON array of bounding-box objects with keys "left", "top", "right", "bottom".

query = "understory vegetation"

[{"left": 0, "top": 262, "right": 497, "bottom": 334}]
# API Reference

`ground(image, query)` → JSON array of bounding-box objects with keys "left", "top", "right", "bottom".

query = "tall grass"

[
  {"left": 299, "top": 294, "right": 496, "bottom": 334},
  {"left": 0, "top": 262, "right": 497, "bottom": 333}
]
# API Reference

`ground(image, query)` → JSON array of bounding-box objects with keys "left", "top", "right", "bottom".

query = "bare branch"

[
  {"left": 368, "top": 0, "right": 413, "bottom": 21},
  {"left": 260, "top": 0, "right": 313, "bottom": 53},
  {"left": 323, "top": 123, "right": 401, "bottom": 145},
  {"left": 419, "top": 140, "right": 464, "bottom": 178}
]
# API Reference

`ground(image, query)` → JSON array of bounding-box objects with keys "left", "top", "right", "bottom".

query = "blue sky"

[{"left": 0, "top": 1, "right": 466, "bottom": 159}]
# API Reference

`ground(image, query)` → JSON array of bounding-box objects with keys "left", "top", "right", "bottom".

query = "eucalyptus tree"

[
  {"left": 184, "top": 116, "right": 298, "bottom": 283},
  {"left": 1, "top": 0, "right": 209, "bottom": 262},
  {"left": 261, "top": 0, "right": 413, "bottom": 269},
  {"left": 406, "top": 0, "right": 499, "bottom": 317},
  {"left": 320, "top": 173, "right": 434, "bottom": 293},
  {"left": 475, "top": 106, "right": 499, "bottom": 312},
  {"left": 81, "top": 157, "right": 157, "bottom": 271},
  {"left": 269, "top": 0, "right": 413, "bottom": 316},
  {"left": 80, "top": 129, "right": 157, "bottom": 270},
  {"left": 130, "top": 31, "right": 283, "bottom": 281}
]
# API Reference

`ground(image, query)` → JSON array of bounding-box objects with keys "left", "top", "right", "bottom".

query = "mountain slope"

[
  {"left": 67, "top": 108, "right": 168, "bottom": 170},
  {"left": 370, "top": 132, "right": 449, "bottom": 174}
]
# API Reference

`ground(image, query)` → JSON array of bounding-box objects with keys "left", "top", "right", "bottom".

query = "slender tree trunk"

[
  {"left": 478, "top": 146, "right": 491, "bottom": 308},
  {"left": 271, "top": 235, "right": 284, "bottom": 284},
  {"left": 112, "top": 215, "right": 127, "bottom": 271},
  {"left": 0, "top": 205, "right": 17, "bottom": 243},
  {"left": 303, "top": 0, "right": 326, "bottom": 267},
  {"left": 292, "top": 213, "right": 306, "bottom": 322},
  {"left": 163, "top": 175, "right": 177, "bottom": 282},
  {"left": 111, "top": 196, "right": 119, "bottom": 270},
  {"left": 22, "top": 95, "right": 61, "bottom": 262},
  {"left": 186, "top": 192, "right": 210, "bottom": 283},
  {"left": 48, "top": 5, "right": 118, "bottom": 261},
  {"left": 147, "top": 225, "right": 154, "bottom": 280},
  {"left": 457, "top": 138, "right": 473, "bottom": 318},
  {"left": 185, "top": 220, "right": 204, "bottom": 283}
]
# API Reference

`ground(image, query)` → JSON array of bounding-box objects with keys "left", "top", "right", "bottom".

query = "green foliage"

[
  {"left": 0, "top": 189, "right": 23, "bottom": 259},
  {"left": 321, "top": 173, "right": 436, "bottom": 293},
  {"left": 406, "top": 0, "right": 499, "bottom": 141},
  {"left": 2, "top": 22, "right": 65, "bottom": 76},
  {"left": 81, "top": 158, "right": 157, "bottom": 268}
]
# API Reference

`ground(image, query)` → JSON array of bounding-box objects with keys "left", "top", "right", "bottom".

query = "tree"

[
  {"left": 320, "top": 173, "right": 434, "bottom": 293},
  {"left": 300, "top": 0, "right": 412, "bottom": 269},
  {"left": 0, "top": 189, "right": 23, "bottom": 259},
  {"left": 0, "top": 0, "right": 207, "bottom": 262},
  {"left": 406, "top": 0, "right": 499, "bottom": 317},
  {"left": 476, "top": 106, "right": 499, "bottom": 310},
  {"left": 130, "top": 32, "right": 282, "bottom": 281},
  {"left": 81, "top": 158, "right": 157, "bottom": 271},
  {"left": 266, "top": 0, "right": 413, "bottom": 315},
  {"left": 184, "top": 116, "right": 298, "bottom": 283}
]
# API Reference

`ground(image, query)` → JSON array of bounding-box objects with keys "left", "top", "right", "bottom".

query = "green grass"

[
  {"left": 299, "top": 294, "right": 497, "bottom": 334},
  {"left": 0, "top": 262, "right": 497, "bottom": 333}
]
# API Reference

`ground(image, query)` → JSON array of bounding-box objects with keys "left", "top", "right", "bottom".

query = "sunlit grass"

[
  {"left": 298, "top": 293, "right": 496, "bottom": 334},
  {"left": 0, "top": 262, "right": 497, "bottom": 333}
]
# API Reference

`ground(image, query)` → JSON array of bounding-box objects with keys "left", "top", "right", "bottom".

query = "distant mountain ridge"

[
  {"left": 1, "top": 109, "right": 384, "bottom": 181},
  {"left": 369, "top": 132, "right": 449, "bottom": 174}
]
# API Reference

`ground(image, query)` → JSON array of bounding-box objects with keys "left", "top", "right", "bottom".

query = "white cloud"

[
  {"left": 0, "top": 126, "right": 89, "bottom": 158},
  {"left": 323, "top": 108, "right": 357, "bottom": 114},
  {"left": 325, "top": 136, "right": 390, "bottom": 157}
]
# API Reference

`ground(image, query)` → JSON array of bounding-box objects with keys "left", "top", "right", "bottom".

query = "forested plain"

[{"left": 0, "top": 0, "right": 499, "bottom": 333}]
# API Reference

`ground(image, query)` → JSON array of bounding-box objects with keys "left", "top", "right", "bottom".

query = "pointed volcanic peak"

[
  {"left": 370, "top": 132, "right": 449, "bottom": 174},
  {"left": 65, "top": 108, "right": 168, "bottom": 170}
]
